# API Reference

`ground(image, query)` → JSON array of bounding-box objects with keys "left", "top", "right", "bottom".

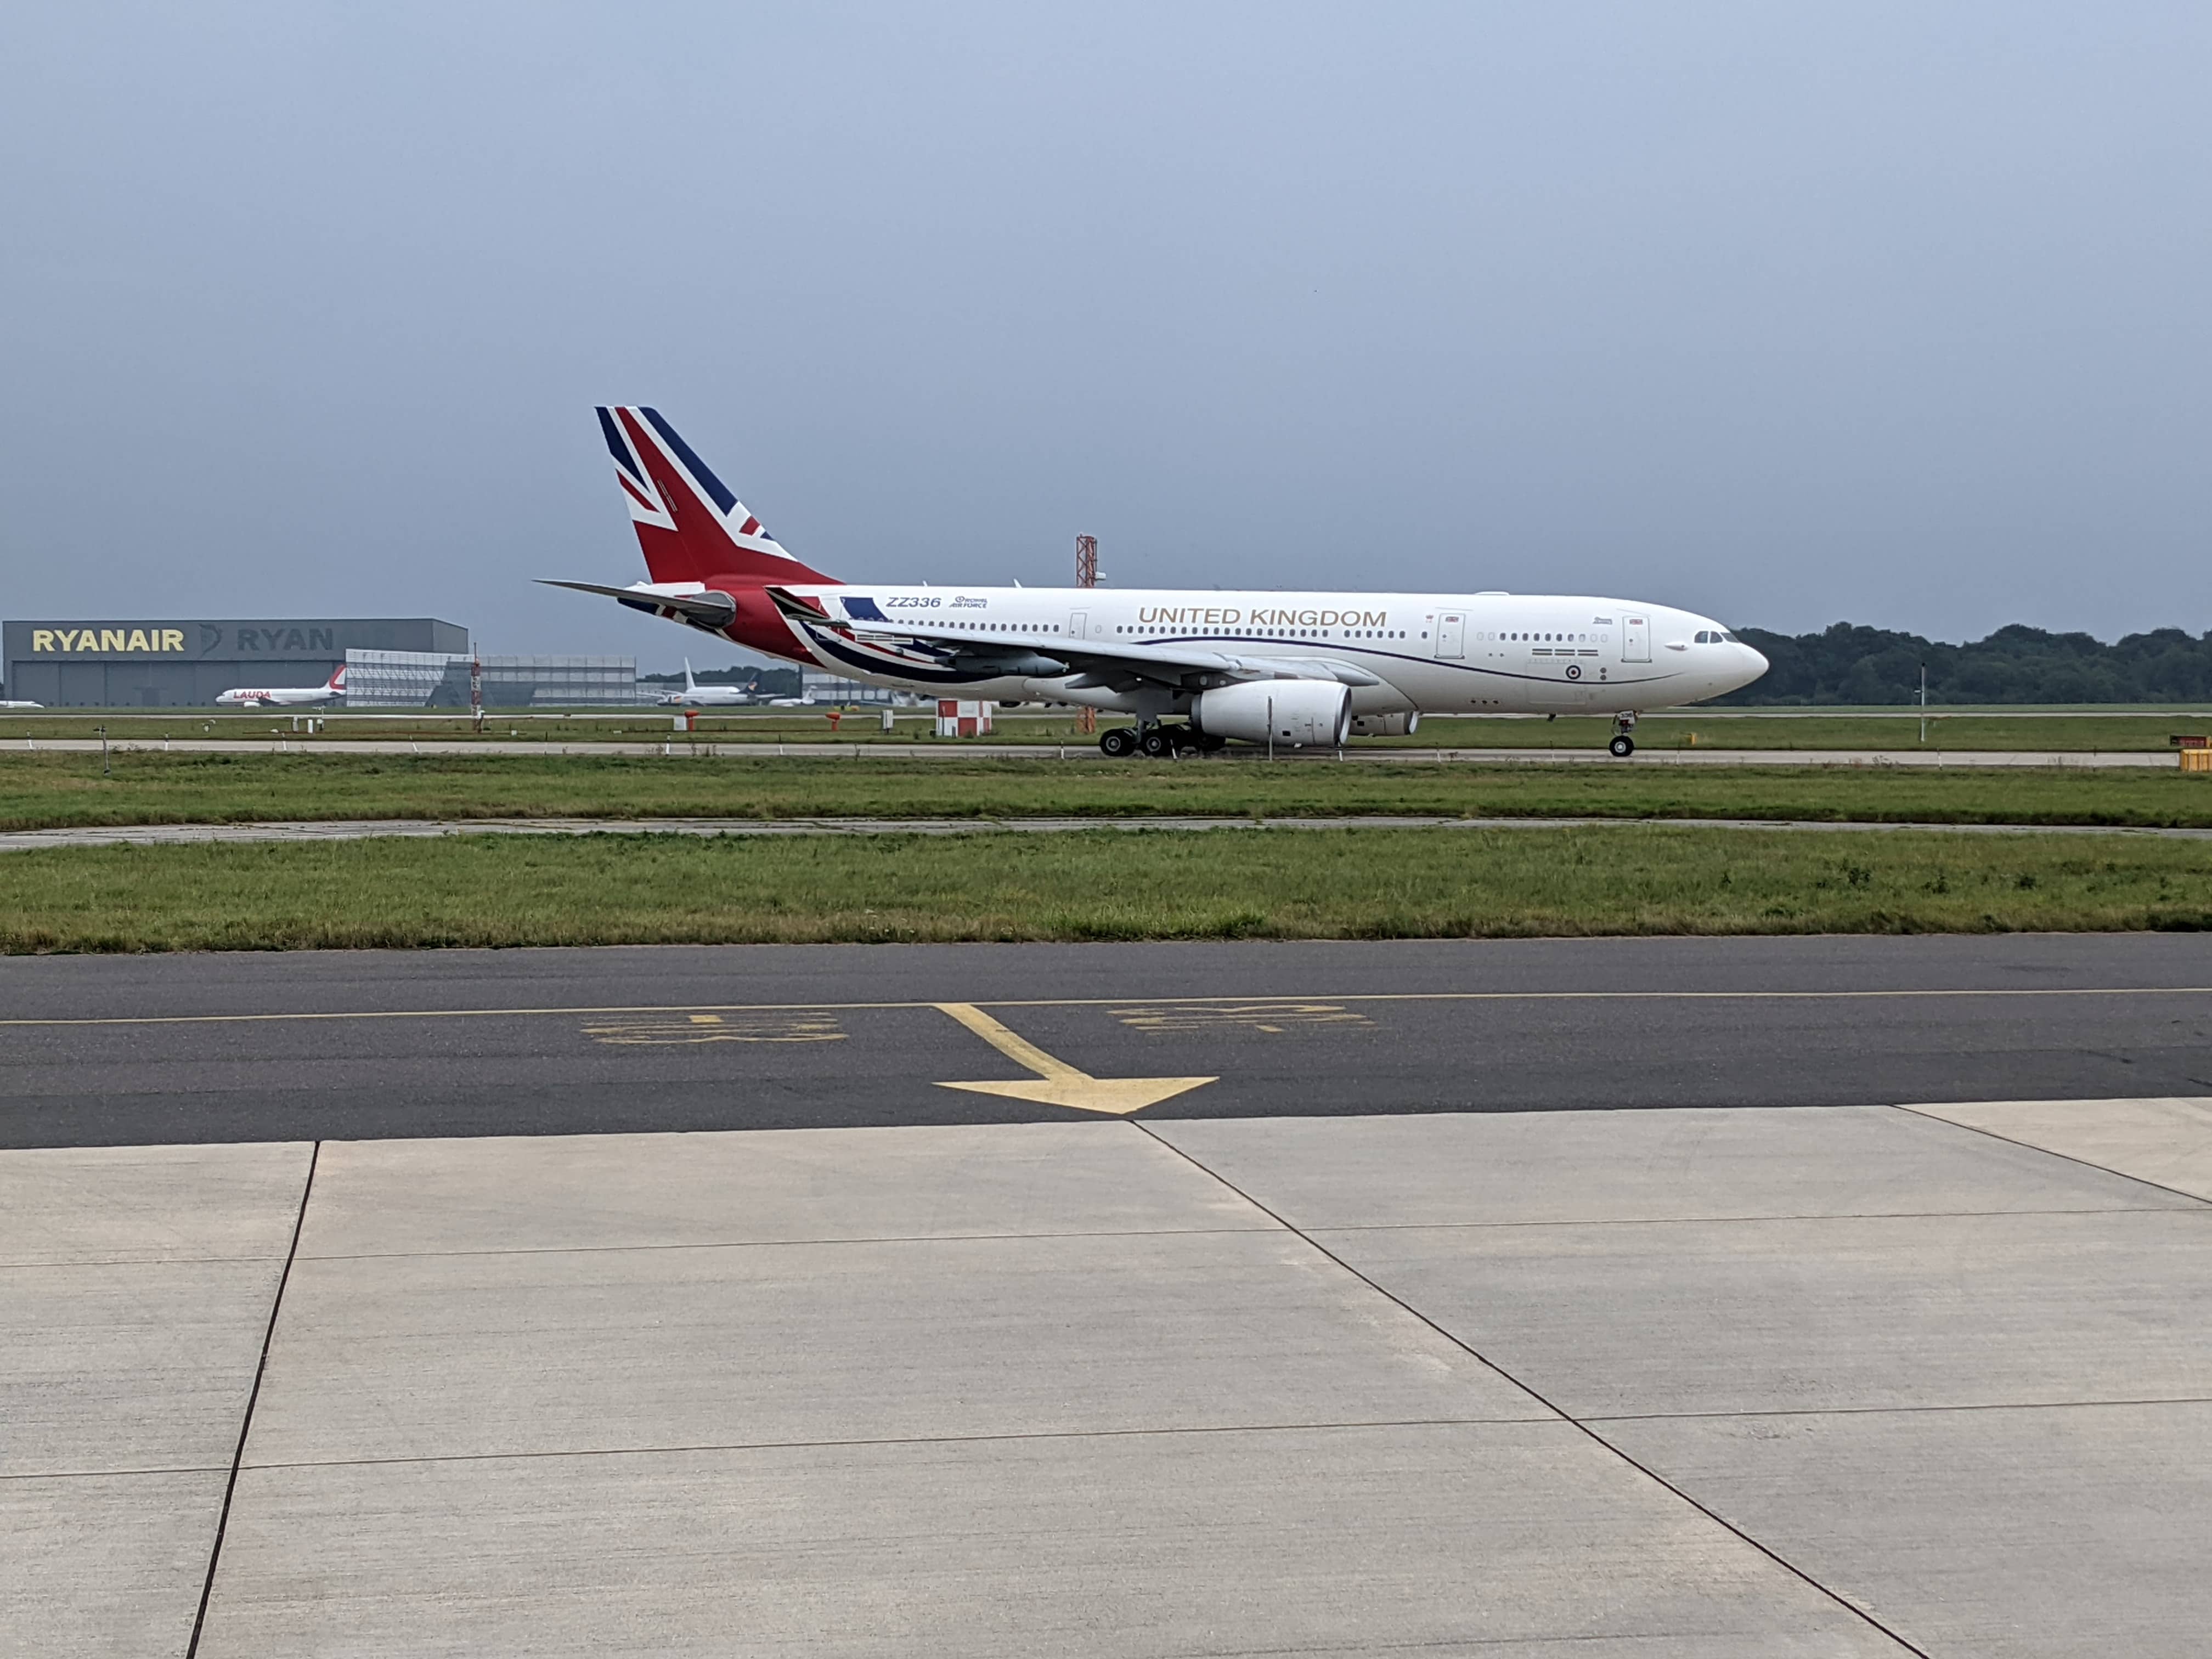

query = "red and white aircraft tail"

[{"left": 594, "top": 407, "right": 838, "bottom": 588}]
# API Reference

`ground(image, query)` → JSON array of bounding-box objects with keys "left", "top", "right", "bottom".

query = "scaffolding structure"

[{"left": 1075, "top": 534, "right": 1098, "bottom": 733}]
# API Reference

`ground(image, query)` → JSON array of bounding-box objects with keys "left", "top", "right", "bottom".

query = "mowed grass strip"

[
  {"left": 4, "top": 752, "right": 2212, "bottom": 833},
  {"left": 5, "top": 710, "right": 2206, "bottom": 750},
  {"left": 4, "top": 826, "right": 2208, "bottom": 952}
]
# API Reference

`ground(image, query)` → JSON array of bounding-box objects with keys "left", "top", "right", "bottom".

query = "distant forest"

[{"left": 1721, "top": 623, "right": 2212, "bottom": 706}]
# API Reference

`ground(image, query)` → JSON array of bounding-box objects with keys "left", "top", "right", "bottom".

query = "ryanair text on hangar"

[{"left": 30, "top": 628, "right": 188, "bottom": 653}]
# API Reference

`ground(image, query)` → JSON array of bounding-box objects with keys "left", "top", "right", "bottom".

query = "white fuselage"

[
  {"left": 780, "top": 585, "right": 1766, "bottom": 718},
  {"left": 214, "top": 685, "right": 340, "bottom": 708},
  {"left": 656, "top": 684, "right": 756, "bottom": 707}
]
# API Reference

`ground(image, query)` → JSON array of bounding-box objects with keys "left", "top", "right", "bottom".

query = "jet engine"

[{"left": 1191, "top": 680, "right": 1352, "bottom": 748}]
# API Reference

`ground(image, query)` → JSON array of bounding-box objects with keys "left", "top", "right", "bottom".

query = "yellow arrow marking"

[{"left": 934, "top": 1002, "right": 1216, "bottom": 1116}]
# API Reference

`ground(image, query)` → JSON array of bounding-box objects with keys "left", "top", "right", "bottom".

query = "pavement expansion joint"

[
  {"left": 1146, "top": 1120, "right": 1938, "bottom": 1656},
  {"left": 233, "top": 1415, "right": 1538, "bottom": 1475},
  {"left": 1581, "top": 1395, "right": 2212, "bottom": 1424},
  {"left": 0, "top": 1462, "right": 234, "bottom": 1482},
  {"left": 292, "top": 1221, "right": 1290, "bottom": 1263},
  {"left": 1306, "top": 1203, "right": 2192, "bottom": 1232},
  {"left": 1895, "top": 1102, "right": 2212, "bottom": 1208},
  {"left": 184, "top": 1140, "right": 318, "bottom": 1659}
]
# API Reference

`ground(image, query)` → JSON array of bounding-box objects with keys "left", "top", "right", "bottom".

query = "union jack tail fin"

[{"left": 595, "top": 407, "right": 838, "bottom": 588}]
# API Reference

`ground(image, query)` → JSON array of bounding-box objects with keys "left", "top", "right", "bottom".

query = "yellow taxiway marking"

[
  {"left": 3, "top": 986, "right": 2208, "bottom": 1029},
  {"left": 933, "top": 1002, "right": 1216, "bottom": 1116}
]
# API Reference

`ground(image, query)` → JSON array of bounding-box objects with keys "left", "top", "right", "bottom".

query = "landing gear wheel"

[
  {"left": 1099, "top": 727, "right": 1138, "bottom": 758},
  {"left": 1139, "top": 727, "right": 1175, "bottom": 759},
  {"left": 1608, "top": 735, "right": 1635, "bottom": 758}
]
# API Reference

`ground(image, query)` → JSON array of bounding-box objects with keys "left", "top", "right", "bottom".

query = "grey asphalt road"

[
  {"left": 7, "top": 735, "right": 2183, "bottom": 766},
  {"left": 9, "top": 814, "right": 2212, "bottom": 852},
  {"left": 5, "top": 935, "right": 2210, "bottom": 1148}
]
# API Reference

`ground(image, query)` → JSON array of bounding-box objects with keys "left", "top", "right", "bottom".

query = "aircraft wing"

[{"left": 766, "top": 588, "right": 1380, "bottom": 692}]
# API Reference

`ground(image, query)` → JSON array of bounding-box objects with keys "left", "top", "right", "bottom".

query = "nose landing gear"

[{"left": 1607, "top": 713, "right": 1637, "bottom": 758}]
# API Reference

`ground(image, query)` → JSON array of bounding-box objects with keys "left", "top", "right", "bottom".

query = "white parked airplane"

[
  {"left": 215, "top": 664, "right": 346, "bottom": 709},
  {"left": 550, "top": 407, "right": 1767, "bottom": 756},
  {"left": 654, "top": 659, "right": 758, "bottom": 707}
]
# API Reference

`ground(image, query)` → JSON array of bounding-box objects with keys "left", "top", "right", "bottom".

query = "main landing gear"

[
  {"left": 1607, "top": 713, "right": 1638, "bottom": 758},
  {"left": 1098, "top": 722, "right": 1220, "bottom": 759}
]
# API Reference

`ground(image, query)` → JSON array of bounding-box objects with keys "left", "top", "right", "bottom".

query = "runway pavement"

[
  {"left": 12, "top": 934, "right": 2212, "bottom": 1654},
  {"left": 12, "top": 1100, "right": 2212, "bottom": 1656},
  {"left": 9, "top": 812, "right": 2212, "bottom": 852},
  {"left": 9, "top": 734, "right": 2184, "bottom": 765},
  {"left": 5, "top": 934, "right": 2211, "bottom": 1148}
]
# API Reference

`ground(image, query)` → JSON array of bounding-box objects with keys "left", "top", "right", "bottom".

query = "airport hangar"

[
  {"left": 0, "top": 618, "right": 648, "bottom": 708},
  {"left": 3, "top": 617, "right": 466, "bottom": 707}
]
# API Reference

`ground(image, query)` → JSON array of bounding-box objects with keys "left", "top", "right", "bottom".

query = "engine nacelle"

[
  {"left": 1192, "top": 680, "right": 1352, "bottom": 748},
  {"left": 1348, "top": 711, "right": 1420, "bottom": 737}
]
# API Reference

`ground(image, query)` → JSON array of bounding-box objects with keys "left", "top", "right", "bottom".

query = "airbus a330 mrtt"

[{"left": 549, "top": 407, "right": 1767, "bottom": 756}]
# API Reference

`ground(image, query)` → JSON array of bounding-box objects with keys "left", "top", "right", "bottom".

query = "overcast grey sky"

[{"left": 3, "top": 2, "right": 2206, "bottom": 668}]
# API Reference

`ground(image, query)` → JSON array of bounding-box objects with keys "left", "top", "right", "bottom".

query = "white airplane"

[
  {"left": 655, "top": 659, "right": 760, "bottom": 707},
  {"left": 216, "top": 664, "right": 346, "bottom": 709},
  {"left": 0, "top": 699, "right": 42, "bottom": 709},
  {"left": 549, "top": 407, "right": 1767, "bottom": 756}
]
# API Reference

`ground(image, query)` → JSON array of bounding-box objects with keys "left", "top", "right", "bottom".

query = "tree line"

[{"left": 1720, "top": 623, "right": 2212, "bottom": 705}]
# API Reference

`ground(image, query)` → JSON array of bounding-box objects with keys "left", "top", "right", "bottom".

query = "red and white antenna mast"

[{"left": 1074, "top": 534, "right": 1098, "bottom": 734}]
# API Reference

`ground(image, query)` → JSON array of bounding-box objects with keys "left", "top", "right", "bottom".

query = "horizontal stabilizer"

[{"left": 537, "top": 579, "right": 738, "bottom": 629}]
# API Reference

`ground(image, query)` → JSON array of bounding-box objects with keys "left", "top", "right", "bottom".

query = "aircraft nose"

[{"left": 1740, "top": 644, "right": 1769, "bottom": 685}]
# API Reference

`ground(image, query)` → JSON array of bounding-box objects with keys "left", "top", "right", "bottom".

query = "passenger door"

[
  {"left": 1622, "top": 614, "right": 1650, "bottom": 663},
  {"left": 1435, "top": 611, "right": 1466, "bottom": 660},
  {"left": 1068, "top": 609, "right": 1088, "bottom": 642}
]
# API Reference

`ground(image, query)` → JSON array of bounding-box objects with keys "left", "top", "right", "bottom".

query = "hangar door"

[{"left": 1622, "top": 614, "right": 1650, "bottom": 662}]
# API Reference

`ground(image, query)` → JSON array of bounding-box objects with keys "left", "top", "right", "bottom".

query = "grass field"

[
  {"left": 6, "top": 709, "right": 2210, "bottom": 750},
  {"left": 4, "top": 825, "right": 2207, "bottom": 952},
  {"left": 4, "top": 751, "right": 2212, "bottom": 833}
]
